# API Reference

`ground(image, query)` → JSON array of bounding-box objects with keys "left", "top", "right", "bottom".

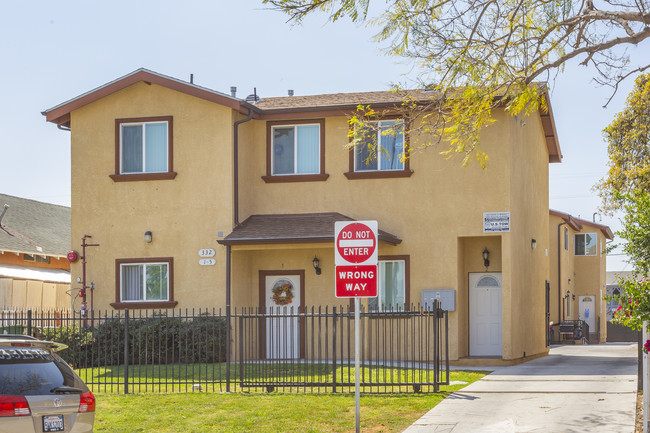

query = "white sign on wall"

[
  {"left": 483, "top": 212, "right": 510, "bottom": 232},
  {"left": 199, "top": 258, "right": 216, "bottom": 266},
  {"left": 198, "top": 249, "right": 216, "bottom": 258}
]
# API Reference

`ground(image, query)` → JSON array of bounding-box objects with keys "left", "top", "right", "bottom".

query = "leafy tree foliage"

[
  {"left": 595, "top": 74, "right": 650, "bottom": 212},
  {"left": 264, "top": 0, "right": 650, "bottom": 164},
  {"left": 615, "top": 192, "right": 650, "bottom": 275}
]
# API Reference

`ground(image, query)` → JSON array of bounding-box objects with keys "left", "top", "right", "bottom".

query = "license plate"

[{"left": 42, "top": 415, "right": 64, "bottom": 432}]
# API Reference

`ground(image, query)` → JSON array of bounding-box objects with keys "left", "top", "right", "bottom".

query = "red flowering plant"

[{"left": 608, "top": 276, "right": 650, "bottom": 352}]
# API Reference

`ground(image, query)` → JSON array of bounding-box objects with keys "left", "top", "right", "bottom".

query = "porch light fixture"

[
  {"left": 482, "top": 248, "right": 490, "bottom": 270},
  {"left": 531, "top": 238, "right": 537, "bottom": 249},
  {"left": 313, "top": 256, "right": 321, "bottom": 275},
  {"left": 144, "top": 231, "right": 152, "bottom": 243}
]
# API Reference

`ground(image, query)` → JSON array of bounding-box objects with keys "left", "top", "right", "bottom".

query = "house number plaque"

[{"left": 198, "top": 249, "right": 216, "bottom": 257}]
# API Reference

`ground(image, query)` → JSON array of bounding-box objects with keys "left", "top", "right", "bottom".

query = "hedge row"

[{"left": 39, "top": 313, "right": 229, "bottom": 368}]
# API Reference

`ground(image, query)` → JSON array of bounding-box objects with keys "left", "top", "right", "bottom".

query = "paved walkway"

[{"left": 403, "top": 343, "right": 638, "bottom": 433}]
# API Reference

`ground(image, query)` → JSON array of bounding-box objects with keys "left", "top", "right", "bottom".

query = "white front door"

[
  {"left": 579, "top": 295, "right": 596, "bottom": 333},
  {"left": 265, "top": 274, "right": 301, "bottom": 359},
  {"left": 469, "top": 273, "right": 503, "bottom": 356}
]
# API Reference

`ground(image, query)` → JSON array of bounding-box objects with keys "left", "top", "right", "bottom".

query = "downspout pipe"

[
  {"left": 226, "top": 105, "right": 253, "bottom": 392},
  {"left": 557, "top": 221, "right": 568, "bottom": 323},
  {"left": 233, "top": 107, "right": 254, "bottom": 226}
]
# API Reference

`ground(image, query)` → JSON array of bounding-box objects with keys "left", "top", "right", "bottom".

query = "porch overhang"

[{"left": 217, "top": 213, "right": 402, "bottom": 246}]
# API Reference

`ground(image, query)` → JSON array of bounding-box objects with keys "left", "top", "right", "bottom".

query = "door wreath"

[{"left": 271, "top": 279, "right": 294, "bottom": 306}]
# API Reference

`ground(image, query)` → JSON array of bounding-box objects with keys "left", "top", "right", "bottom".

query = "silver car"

[{"left": 0, "top": 335, "right": 95, "bottom": 432}]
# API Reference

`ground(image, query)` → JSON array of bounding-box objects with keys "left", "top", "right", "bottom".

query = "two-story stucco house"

[
  {"left": 549, "top": 210, "right": 613, "bottom": 343},
  {"left": 44, "top": 68, "right": 605, "bottom": 363}
]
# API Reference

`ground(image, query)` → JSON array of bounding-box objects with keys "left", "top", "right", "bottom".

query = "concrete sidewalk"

[{"left": 403, "top": 343, "right": 638, "bottom": 433}]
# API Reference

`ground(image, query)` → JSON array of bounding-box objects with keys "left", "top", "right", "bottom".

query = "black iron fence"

[{"left": 0, "top": 303, "right": 448, "bottom": 394}]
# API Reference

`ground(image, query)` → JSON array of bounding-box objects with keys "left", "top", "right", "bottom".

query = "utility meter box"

[{"left": 422, "top": 289, "right": 456, "bottom": 311}]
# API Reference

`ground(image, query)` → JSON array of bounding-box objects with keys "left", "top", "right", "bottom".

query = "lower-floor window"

[
  {"left": 369, "top": 256, "right": 409, "bottom": 311},
  {"left": 119, "top": 260, "right": 170, "bottom": 302}
]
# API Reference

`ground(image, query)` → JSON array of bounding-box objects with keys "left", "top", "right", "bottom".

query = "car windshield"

[{"left": 0, "top": 347, "right": 88, "bottom": 395}]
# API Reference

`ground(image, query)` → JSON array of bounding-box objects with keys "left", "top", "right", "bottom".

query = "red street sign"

[
  {"left": 335, "top": 265, "right": 377, "bottom": 298},
  {"left": 334, "top": 221, "right": 378, "bottom": 266}
]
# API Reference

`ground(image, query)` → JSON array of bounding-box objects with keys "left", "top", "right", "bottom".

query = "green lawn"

[{"left": 93, "top": 371, "right": 486, "bottom": 433}]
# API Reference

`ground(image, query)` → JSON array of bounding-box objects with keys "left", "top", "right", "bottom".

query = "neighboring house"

[
  {"left": 45, "top": 68, "right": 587, "bottom": 363},
  {"left": 604, "top": 271, "right": 637, "bottom": 342},
  {"left": 548, "top": 211, "right": 613, "bottom": 343},
  {"left": 0, "top": 194, "right": 71, "bottom": 310}
]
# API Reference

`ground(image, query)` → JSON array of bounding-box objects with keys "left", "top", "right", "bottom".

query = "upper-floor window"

[
  {"left": 345, "top": 119, "right": 412, "bottom": 179},
  {"left": 111, "top": 116, "right": 176, "bottom": 182},
  {"left": 575, "top": 233, "right": 597, "bottom": 256},
  {"left": 263, "top": 119, "right": 328, "bottom": 183},
  {"left": 564, "top": 227, "right": 569, "bottom": 251},
  {"left": 356, "top": 120, "right": 404, "bottom": 171}
]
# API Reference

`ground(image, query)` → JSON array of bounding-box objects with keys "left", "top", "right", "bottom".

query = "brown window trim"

[
  {"left": 344, "top": 170, "right": 413, "bottom": 180},
  {"left": 112, "top": 257, "right": 176, "bottom": 309},
  {"left": 346, "top": 118, "right": 412, "bottom": 179},
  {"left": 349, "top": 255, "right": 410, "bottom": 313},
  {"left": 112, "top": 116, "right": 174, "bottom": 182},
  {"left": 263, "top": 119, "right": 327, "bottom": 183},
  {"left": 109, "top": 172, "right": 178, "bottom": 182},
  {"left": 261, "top": 173, "right": 329, "bottom": 183}
]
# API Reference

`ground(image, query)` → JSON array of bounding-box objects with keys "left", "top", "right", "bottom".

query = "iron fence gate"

[{"left": 0, "top": 302, "right": 448, "bottom": 394}]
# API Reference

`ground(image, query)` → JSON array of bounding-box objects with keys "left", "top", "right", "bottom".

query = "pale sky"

[{"left": 1, "top": 0, "right": 646, "bottom": 271}]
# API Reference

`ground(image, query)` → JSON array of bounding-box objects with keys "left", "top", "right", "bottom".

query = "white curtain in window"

[
  {"left": 122, "top": 125, "right": 143, "bottom": 173},
  {"left": 145, "top": 123, "right": 168, "bottom": 172},
  {"left": 369, "top": 260, "right": 405, "bottom": 311},
  {"left": 121, "top": 265, "right": 143, "bottom": 301},
  {"left": 379, "top": 121, "right": 404, "bottom": 170},
  {"left": 296, "top": 125, "right": 319, "bottom": 174}
]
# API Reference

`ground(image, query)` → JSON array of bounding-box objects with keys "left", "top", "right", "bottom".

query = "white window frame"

[
  {"left": 119, "top": 120, "right": 169, "bottom": 174},
  {"left": 369, "top": 259, "right": 407, "bottom": 312},
  {"left": 119, "top": 261, "right": 170, "bottom": 302},
  {"left": 271, "top": 123, "right": 321, "bottom": 176},
  {"left": 354, "top": 120, "right": 405, "bottom": 172},
  {"left": 574, "top": 233, "right": 598, "bottom": 256}
]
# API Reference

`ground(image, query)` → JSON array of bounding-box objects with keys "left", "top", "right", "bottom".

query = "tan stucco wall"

[
  {"left": 506, "top": 111, "right": 550, "bottom": 359},
  {"left": 69, "top": 82, "right": 234, "bottom": 312},
  {"left": 67, "top": 81, "right": 555, "bottom": 361},
  {"left": 548, "top": 214, "right": 608, "bottom": 342},
  {"left": 235, "top": 108, "right": 550, "bottom": 361}
]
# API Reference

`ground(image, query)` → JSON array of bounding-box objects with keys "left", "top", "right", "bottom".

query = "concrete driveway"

[{"left": 403, "top": 343, "right": 638, "bottom": 433}]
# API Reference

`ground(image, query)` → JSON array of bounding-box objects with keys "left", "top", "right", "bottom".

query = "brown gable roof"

[
  {"left": 254, "top": 90, "right": 438, "bottom": 111},
  {"left": 43, "top": 69, "right": 561, "bottom": 163},
  {"left": 42, "top": 68, "right": 250, "bottom": 127},
  {"left": 549, "top": 209, "right": 614, "bottom": 240},
  {"left": 217, "top": 213, "right": 402, "bottom": 246}
]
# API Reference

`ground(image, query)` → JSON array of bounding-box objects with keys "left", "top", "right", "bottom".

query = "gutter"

[
  {"left": 225, "top": 102, "right": 254, "bottom": 393},
  {"left": 233, "top": 105, "right": 254, "bottom": 226}
]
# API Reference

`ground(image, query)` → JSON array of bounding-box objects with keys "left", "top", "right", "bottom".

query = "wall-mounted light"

[
  {"left": 482, "top": 248, "right": 490, "bottom": 270},
  {"left": 531, "top": 238, "right": 537, "bottom": 249},
  {"left": 144, "top": 231, "right": 152, "bottom": 243},
  {"left": 312, "top": 256, "right": 321, "bottom": 275}
]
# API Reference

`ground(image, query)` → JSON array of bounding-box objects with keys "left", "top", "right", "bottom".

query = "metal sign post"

[
  {"left": 355, "top": 297, "right": 361, "bottom": 433},
  {"left": 334, "top": 220, "right": 379, "bottom": 433}
]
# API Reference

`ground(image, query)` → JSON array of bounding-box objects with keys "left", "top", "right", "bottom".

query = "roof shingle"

[{"left": 0, "top": 194, "right": 70, "bottom": 257}]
